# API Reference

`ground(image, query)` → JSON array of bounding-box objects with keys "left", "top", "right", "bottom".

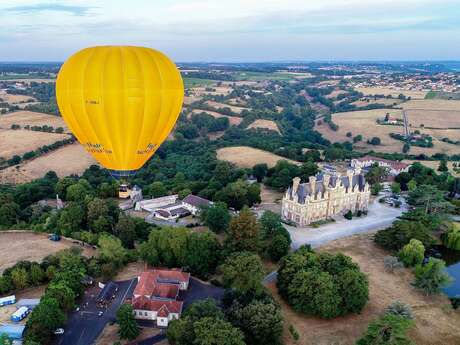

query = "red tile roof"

[
  {"left": 133, "top": 269, "right": 189, "bottom": 299},
  {"left": 132, "top": 296, "right": 183, "bottom": 315},
  {"left": 133, "top": 271, "right": 156, "bottom": 297}
]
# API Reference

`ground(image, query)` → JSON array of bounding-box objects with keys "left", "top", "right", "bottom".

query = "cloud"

[{"left": 4, "top": 3, "right": 94, "bottom": 16}]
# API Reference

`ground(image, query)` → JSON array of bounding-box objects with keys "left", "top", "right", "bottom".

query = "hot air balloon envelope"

[{"left": 56, "top": 45, "right": 184, "bottom": 178}]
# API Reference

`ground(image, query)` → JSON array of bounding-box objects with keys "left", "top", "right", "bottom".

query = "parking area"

[{"left": 54, "top": 279, "right": 137, "bottom": 345}]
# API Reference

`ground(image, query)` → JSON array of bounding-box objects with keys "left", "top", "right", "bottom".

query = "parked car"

[
  {"left": 54, "top": 328, "right": 65, "bottom": 335},
  {"left": 48, "top": 234, "right": 61, "bottom": 241},
  {"left": 98, "top": 311, "right": 104, "bottom": 317}
]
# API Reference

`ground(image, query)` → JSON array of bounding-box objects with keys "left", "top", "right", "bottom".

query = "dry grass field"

[
  {"left": 401, "top": 100, "right": 460, "bottom": 128},
  {"left": 216, "top": 146, "right": 300, "bottom": 168},
  {"left": 0, "top": 110, "right": 67, "bottom": 130},
  {"left": 246, "top": 119, "right": 281, "bottom": 134},
  {"left": 191, "top": 109, "right": 243, "bottom": 125},
  {"left": 183, "top": 95, "right": 202, "bottom": 105},
  {"left": 0, "top": 130, "right": 69, "bottom": 159},
  {"left": 351, "top": 98, "right": 402, "bottom": 107},
  {"left": 0, "top": 143, "right": 96, "bottom": 183},
  {"left": 356, "top": 87, "right": 427, "bottom": 99},
  {"left": 315, "top": 107, "right": 460, "bottom": 156},
  {"left": 191, "top": 85, "right": 233, "bottom": 97},
  {"left": 403, "top": 159, "right": 460, "bottom": 177},
  {"left": 268, "top": 233, "right": 460, "bottom": 345},
  {"left": 0, "top": 231, "right": 96, "bottom": 273},
  {"left": 95, "top": 324, "right": 164, "bottom": 345},
  {"left": 205, "top": 100, "right": 249, "bottom": 114},
  {"left": 0, "top": 90, "right": 36, "bottom": 104}
]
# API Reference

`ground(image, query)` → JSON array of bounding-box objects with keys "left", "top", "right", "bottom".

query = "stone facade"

[{"left": 281, "top": 170, "right": 370, "bottom": 226}]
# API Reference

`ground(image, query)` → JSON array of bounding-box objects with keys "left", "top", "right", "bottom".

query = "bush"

[
  {"left": 413, "top": 258, "right": 452, "bottom": 295},
  {"left": 356, "top": 314, "right": 413, "bottom": 345},
  {"left": 383, "top": 256, "right": 404, "bottom": 273},
  {"left": 344, "top": 210, "right": 353, "bottom": 220},
  {"left": 384, "top": 301, "right": 413, "bottom": 320},
  {"left": 398, "top": 239, "right": 425, "bottom": 267}
]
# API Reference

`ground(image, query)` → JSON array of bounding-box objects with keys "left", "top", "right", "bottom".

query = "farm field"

[
  {"left": 216, "top": 146, "right": 300, "bottom": 168},
  {"left": 402, "top": 100, "right": 460, "bottom": 128},
  {"left": 0, "top": 90, "right": 36, "bottom": 104},
  {"left": 315, "top": 108, "right": 460, "bottom": 156},
  {"left": 355, "top": 87, "right": 427, "bottom": 99},
  {"left": 268, "top": 233, "right": 460, "bottom": 345},
  {"left": 205, "top": 100, "right": 249, "bottom": 114},
  {"left": 0, "top": 110, "right": 67, "bottom": 130},
  {"left": 183, "top": 77, "right": 215, "bottom": 88},
  {"left": 0, "top": 143, "right": 96, "bottom": 183},
  {"left": 351, "top": 98, "right": 402, "bottom": 107},
  {"left": 191, "top": 109, "right": 242, "bottom": 125},
  {"left": 191, "top": 85, "right": 233, "bottom": 97},
  {"left": 0, "top": 231, "right": 96, "bottom": 273},
  {"left": 0, "top": 129, "right": 69, "bottom": 158},
  {"left": 246, "top": 119, "right": 281, "bottom": 134}
]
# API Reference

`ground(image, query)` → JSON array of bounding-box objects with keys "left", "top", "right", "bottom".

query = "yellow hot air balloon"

[{"left": 56, "top": 45, "right": 184, "bottom": 178}]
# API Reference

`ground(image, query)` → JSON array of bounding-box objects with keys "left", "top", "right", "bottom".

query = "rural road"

[{"left": 264, "top": 197, "right": 406, "bottom": 283}]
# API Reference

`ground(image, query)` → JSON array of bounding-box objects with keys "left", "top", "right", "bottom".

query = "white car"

[
  {"left": 98, "top": 311, "right": 104, "bottom": 317},
  {"left": 54, "top": 328, "right": 65, "bottom": 335}
]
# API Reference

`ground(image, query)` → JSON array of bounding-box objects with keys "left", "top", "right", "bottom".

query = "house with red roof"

[{"left": 131, "top": 269, "right": 190, "bottom": 327}]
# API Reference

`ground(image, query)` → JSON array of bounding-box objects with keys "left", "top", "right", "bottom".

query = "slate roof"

[
  {"left": 182, "top": 194, "right": 212, "bottom": 208},
  {"left": 288, "top": 173, "right": 367, "bottom": 204}
]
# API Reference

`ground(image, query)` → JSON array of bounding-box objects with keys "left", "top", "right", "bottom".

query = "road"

[
  {"left": 264, "top": 197, "right": 406, "bottom": 283},
  {"left": 55, "top": 278, "right": 137, "bottom": 345}
]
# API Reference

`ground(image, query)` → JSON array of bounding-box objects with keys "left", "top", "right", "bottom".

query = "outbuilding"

[{"left": 0, "top": 324, "right": 25, "bottom": 340}]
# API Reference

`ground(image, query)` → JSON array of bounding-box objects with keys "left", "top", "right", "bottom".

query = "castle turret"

[
  {"left": 347, "top": 169, "right": 354, "bottom": 192},
  {"left": 323, "top": 174, "right": 331, "bottom": 189},
  {"left": 292, "top": 177, "right": 301, "bottom": 195},
  {"left": 309, "top": 176, "right": 316, "bottom": 198}
]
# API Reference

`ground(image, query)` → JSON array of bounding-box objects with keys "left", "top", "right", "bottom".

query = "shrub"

[
  {"left": 398, "top": 239, "right": 425, "bottom": 267},
  {"left": 356, "top": 314, "right": 413, "bottom": 345},
  {"left": 374, "top": 221, "right": 436, "bottom": 251},
  {"left": 344, "top": 210, "right": 353, "bottom": 220},
  {"left": 383, "top": 256, "right": 404, "bottom": 273},
  {"left": 413, "top": 258, "right": 452, "bottom": 295},
  {"left": 384, "top": 301, "right": 413, "bottom": 320}
]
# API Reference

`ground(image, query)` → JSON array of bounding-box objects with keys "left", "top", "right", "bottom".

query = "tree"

[
  {"left": 371, "top": 183, "right": 383, "bottom": 196},
  {"left": 117, "top": 304, "right": 140, "bottom": 340},
  {"left": 98, "top": 234, "right": 127, "bottom": 267},
  {"left": 225, "top": 207, "right": 260, "bottom": 253},
  {"left": 391, "top": 182, "right": 401, "bottom": 194},
  {"left": 252, "top": 163, "right": 268, "bottom": 182},
  {"left": 0, "top": 201, "right": 20, "bottom": 227},
  {"left": 374, "top": 220, "right": 436, "bottom": 251},
  {"left": 57, "top": 202, "right": 85, "bottom": 236},
  {"left": 185, "top": 231, "right": 222, "bottom": 278},
  {"left": 365, "top": 163, "right": 388, "bottom": 185},
  {"left": 277, "top": 249, "right": 368, "bottom": 318},
  {"left": 147, "top": 181, "right": 167, "bottom": 198},
  {"left": 0, "top": 333, "right": 12, "bottom": 345},
  {"left": 46, "top": 281, "right": 76, "bottom": 311},
  {"left": 438, "top": 160, "right": 448, "bottom": 172},
  {"left": 268, "top": 234, "right": 290, "bottom": 261},
  {"left": 66, "top": 179, "right": 92, "bottom": 201},
  {"left": 193, "top": 317, "right": 245, "bottom": 345},
  {"left": 220, "top": 252, "right": 265, "bottom": 293},
  {"left": 201, "top": 202, "right": 231, "bottom": 233},
  {"left": 443, "top": 222, "right": 460, "bottom": 250},
  {"left": 407, "top": 179, "right": 417, "bottom": 192},
  {"left": 299, "top": 161, "right": 319, "bottom": 182},
  {"left": 356, "top": 314, "right": 413, "bottom": 345},
  {"left": 115, "top": 214, "right": 137, "bottom": 248},
  {"left": 408, "top": 185, "right": 453, "bottom": 215},
  {"left": 398, "top": 239, "right": 425, "bottom": 267},
  {"left": 25, "top": 297, "right": 66, "bottom": 344},
  {"left": 10, "top": 267, "right": 29, "bottom": 290},
  {"left": 29, "top": 264, "right": 45, "bottom": 286},
  {"left": 227, "top": 301, "right": 283, "bottom": 345},
  {"left": 413, "top": 258, "right": 452, "bottom": 295},
  {"left": 368, "top": 137, "right": 381, "bottom": 145},
  {"left": 87, "top": 197, "right": 110, "bottom": 230}
]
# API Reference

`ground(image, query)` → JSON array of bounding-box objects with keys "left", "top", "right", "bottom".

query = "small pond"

[{"left": 433, "top": 245, "right": 460, "bottom": 297}]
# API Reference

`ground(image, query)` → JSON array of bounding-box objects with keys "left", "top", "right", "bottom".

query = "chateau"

[{"left": 281, "top": 170, "right": 371, "bottom": 226}]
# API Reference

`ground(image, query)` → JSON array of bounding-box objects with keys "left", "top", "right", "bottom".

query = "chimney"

[{"left": 292, "top": 177, "right": 301, "bottom": 194}]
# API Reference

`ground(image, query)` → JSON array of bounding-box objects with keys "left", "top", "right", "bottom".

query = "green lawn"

[
  {"left": 233, "top": 71, "right": 303, "bottom": 81},
  {"left": 183, "top": 77, "right": 216, "bottom": 88}
]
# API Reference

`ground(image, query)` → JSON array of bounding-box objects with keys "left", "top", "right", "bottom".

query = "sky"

[{"left": 1, "top": 0, "right": 460, "bottom": 62}]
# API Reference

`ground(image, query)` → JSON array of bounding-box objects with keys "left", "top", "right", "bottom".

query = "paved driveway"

[
  {"left": 286, "top": 199, "right": 406, "bottom": 250},
  {"left": 54, "top": 279, "right": 137, "bottom": 345}
]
